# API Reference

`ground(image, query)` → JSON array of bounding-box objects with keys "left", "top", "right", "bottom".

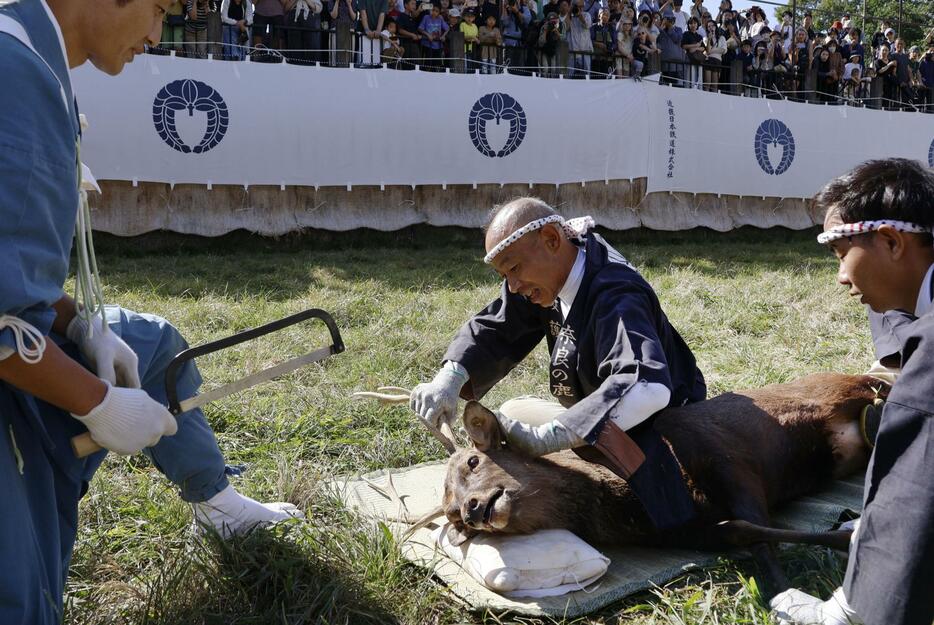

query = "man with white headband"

[
  {"left": 771, "top": 158, "right": 934, "bottom": 625},
  {"left": 0, "top": 2, "right": 301, "bottom": 622},
  {"left": 410, "top": 197, "right": 707, "bottom": 530}
]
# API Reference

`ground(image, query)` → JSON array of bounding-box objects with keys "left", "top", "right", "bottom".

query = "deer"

[{"left": 357, "top": 373, "right": 886, "bottom": 598}]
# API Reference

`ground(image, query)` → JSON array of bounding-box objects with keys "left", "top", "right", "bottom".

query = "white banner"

[
  {"left": 646, "top": 85, "right": 934, "bottom": 198},
  {"left": 73, "top": 55, "right": 649, "bottom": 188}
]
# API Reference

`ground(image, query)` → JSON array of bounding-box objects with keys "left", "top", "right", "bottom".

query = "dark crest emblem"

[
  {"left": 928, "top": 138, "right": 933, "bottom": 168},
  {"left": 754, "top": 119, "right": 795, "bottom": 175},
  {"left": 153, "top": 79, "right": 229, "bottom": 154},
  {"left": 468, "top": 92, "right": 527, "bottom": 158}
]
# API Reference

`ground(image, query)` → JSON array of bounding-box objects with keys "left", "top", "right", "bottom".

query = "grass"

[{"left": 64, "top": 227, "right": 870, "bottom": 624}]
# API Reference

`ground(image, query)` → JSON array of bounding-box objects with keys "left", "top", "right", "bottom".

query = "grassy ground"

[{"left": 65, "top": 227, "right": 871, "bottom": 625}]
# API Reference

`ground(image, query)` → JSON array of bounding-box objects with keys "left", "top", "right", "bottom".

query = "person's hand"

[
  {"left": 409, "top": 362, "right": 469, "bottom": 429},
  {"left": 67, "top": 314, "right": 141, "bottom": 389},
  {"left": 71, "top": 381, "right": 178, "bottom": 455}
]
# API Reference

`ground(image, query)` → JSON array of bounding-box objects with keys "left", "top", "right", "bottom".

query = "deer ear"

[
  {"left": 446, "top": 522, "right": 477, "bottom": 547},
  {"left": 463, "top": 401, "right": 503, "bottom": 452}
]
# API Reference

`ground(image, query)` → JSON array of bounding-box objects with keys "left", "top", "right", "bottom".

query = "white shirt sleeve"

[{"left": 608, "top": 380, "right": 671, "bottom": 431}]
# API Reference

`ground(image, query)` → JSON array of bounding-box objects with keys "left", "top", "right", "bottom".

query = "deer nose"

[{"left": 463, "top": 498, "right": 483, "bottom": 526}]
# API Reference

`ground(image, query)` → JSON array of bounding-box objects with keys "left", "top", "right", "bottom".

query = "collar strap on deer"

[
  {"left": 817, "top": 219, "right": 931, "bottom": 245},
  {"left": 484, "top": 215, "right": 596, "bottom": 264}
]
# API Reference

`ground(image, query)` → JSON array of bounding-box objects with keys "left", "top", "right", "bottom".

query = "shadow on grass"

[
  {"left": 134, "top": 525, "right": 401, "bottom": 625},
  {"left": 87, "top": 227, "right": 831, "bottom": 301}
]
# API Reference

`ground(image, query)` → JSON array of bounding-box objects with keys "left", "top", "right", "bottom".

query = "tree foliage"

[{"left": 769, "top": 0, "right": 934, "bottom": 47}]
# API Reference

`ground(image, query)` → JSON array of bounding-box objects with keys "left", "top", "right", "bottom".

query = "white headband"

[
  {"left": 484, "top": 215, "right": 596, "bottom": 264},
  {"left": 817, "top": 219, "right": 931, "bottom": 245}
]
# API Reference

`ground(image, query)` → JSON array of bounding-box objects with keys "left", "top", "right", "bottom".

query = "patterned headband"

[
  {"left": 817, "top": 219, "right": 931, "bottom": 245},
  {"left": 484, "top": 215, "right": 596, "bottom": 264}
]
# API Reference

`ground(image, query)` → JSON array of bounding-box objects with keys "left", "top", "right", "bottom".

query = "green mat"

[{"left": 334, "top": 461, "right": 862, "bottom": 619}]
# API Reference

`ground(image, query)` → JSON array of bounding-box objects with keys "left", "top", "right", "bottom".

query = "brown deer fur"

[{"left": 441, "top": 373, "right": 886, "bottom": 593}]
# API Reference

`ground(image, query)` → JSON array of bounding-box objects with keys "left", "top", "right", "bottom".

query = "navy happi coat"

[{"left": 445, "top": 232, "right": 707, "bottom": 528}]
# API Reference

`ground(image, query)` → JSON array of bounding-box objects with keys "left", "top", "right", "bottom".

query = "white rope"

[
  {"left": 817, "top": 219, "right": 932, "bottom": 245},
  {"left": 484, "top": 215, "right": 595, "bottom": 264},
  {"left": 0, "top": 316, "right": 47, "bottom": 364},
  {"left": 73, "top": 143, "right": 108, "bottom": 339}
]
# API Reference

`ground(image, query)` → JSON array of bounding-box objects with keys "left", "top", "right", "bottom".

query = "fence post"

[
  {"left": 646, "top": 51, "right": 661, "bottom": 76},
  {"left": 805, "top": 65, "right": 818, "bottom": 103},
  {"left": 449, "top": 30, "right": 466, "bottom": 73},
  {"left": 729, "top": 59, "right": 743, "bottom": 95},
  {"left": 867, "top": 76, "right": 883, "bottom": 109},
  {"left": 558, "top": 40, "right": 569, "bottom": 77},
  {"left": 336, "top": 25, "right": 353, "bottom": 67}
]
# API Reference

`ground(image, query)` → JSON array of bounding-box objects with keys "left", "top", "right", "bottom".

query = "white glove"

[
  {"left": 67, "top": 313, "right": 141, "bottom": 389},
  {"left": 770, "top": 587, "right": 863, "bottom": 625},
  {"left": 495, "top": 412, "right": 585, "bottom": 457},
  {"left": 410, "top": 361, "right": 469, "bottom": 428},
  {"left": 71, "top": 381, "right": 178, "bottom": 455}
]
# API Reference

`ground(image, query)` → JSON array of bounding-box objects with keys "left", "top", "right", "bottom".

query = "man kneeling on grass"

[
  {"left": 409, "top": 196, "right": 707, "bottom": 532},
  {"left": 771, "top": 158, "right": 934, "bottom": 625}
]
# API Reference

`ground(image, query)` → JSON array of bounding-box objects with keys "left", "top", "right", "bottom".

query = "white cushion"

[{"left": 432, "top": 524, "right": 610, "bottom": 598}]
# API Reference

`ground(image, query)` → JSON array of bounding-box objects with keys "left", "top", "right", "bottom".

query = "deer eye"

[{"left": 467, "top": 455, "right": 480, "bottom": 470}]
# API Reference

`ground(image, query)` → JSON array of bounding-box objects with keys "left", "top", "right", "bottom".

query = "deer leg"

[
  {"left": 723, "top": 484, "right": 789, "bottom": 602},
  {"left": 715, "top": 520, "right": 853, "bottom": 551}
]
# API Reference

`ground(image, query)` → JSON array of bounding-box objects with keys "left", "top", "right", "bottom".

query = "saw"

[{"left": 71, "top": 307, "right": 344, "bottom": 458}]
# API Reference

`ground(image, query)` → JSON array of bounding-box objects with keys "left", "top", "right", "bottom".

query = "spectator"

[
  {"left": 284, "top": 0, "right": 323, "bottom": 63},
  {"left": 719, "top": 17, "right": 738, "bottom": 83},
  {"left": 630, "top": 22, "right": 655, "bottom": 76},
  {"left": 688, "top": 0, "right": 705, "bottom": 25},
  {"left": 185, "top": 0, "right": 210, "bottom": 56},
  {"left": 713, "top": 0, "right": 730, "bottom": 25},
  {"left": 443, "top": 8, "right": 460, "bottom": 63},
  {"left": 221, "top": 0, "right": 253, "bottom": 59},
  {"left": 608, "top": 0, "right": 623, "bottom": 25},
  {"left": 680, "top": 16, "right": 703, "bottom": 88},
  {"left": 670, "top": 0, "right": 688, "bottom": 30},
  {"left": 813, "top": 46, "right": 838, "bottom": 102},
  {"left": 162, "top": 0, "right": 187, "bottom": 52},
  {"left": 359, "top": 0, "right": 389, "bottom": 65},
  {"left": 395, "top": 0, "right": 421, "bottom": 66},
  {"left": 478, "top": 12, "right": 503, "bottom": 71},
  {"left": 479, "top": 0, "right": 499, "bottom": 27},
  {"left": 538, "top": 11, "right": 563, "bottom": 76},
  {"left": 750, "top": 39, "right": 771, "bottom": 91},
  {"left": 702, "top": 17, "right": 724, "bottom": 91},
  {"left": 381, "top": 17, "right": 405, "bottom": 65},
  {"left": 328, "top": 0, "right": 357, "bottom": 65},
  {"left": 920, "top": 46, "right": 934, "bottom": 108},
  {"left": 500, "top": 0, "right": 531, "bottom": 69},
  {"left": 207, "top": 0, "right": 223, "bottom": 57},
  {"left": 636, "top": 9, "right": 657, "bottom": 43},
  {"left": 875, "top": 44, "right": 899, "bottom": 107},
  {"left": 802, "top": 10, "right": 815, "bottom": 41},
  {"left": 418, "top": 3, "right": 449, "bottom": 69},
  {"left": 736, "top": 37, "right": 753, "bottom": 90},
  {"left": 882, "top": 27, "right": 896, "bottom": 53},
  {"left": 825, "top": 33, "right": 843, "bottom": 83},
  {"left": 747, "top": 6, "right": 767, "bottom": 45},
  {"left": 841, "top": 27, "right": 864, "bottom": 68},
  {"left": 567, "top": 0, "right": 593, "bottom": 76},
  {"left": 591, "top": 8, "right": 616, "bottom": 74},
  {"left": 870, "top": 20, "right": 890, "bottom": 52},
  {"left": 252, "top": 0, "right": 286, "bottom": 49},
  {"left": 657, "top": 8, "right": 684, "bottom": 85},
  {"left": 779, "top": 10, "right": 792, "bottom": 53},
  {"left": 892, "top": 38, "right": 913, "bottom": 106},
  {"left": 790, "top": 28, "right": 813, "bottom": 98},
  {"left": 616, "top": 18, "right": 637, "bottom": 76},
  {"left": 696, "top": 8, "right": 710, "bottom": 37},
  {"left": 843, "top": 52, "right": 862, "bottom": 100},
  {"left": 460, "top": 7, "right": 480, "bottom": 64}
]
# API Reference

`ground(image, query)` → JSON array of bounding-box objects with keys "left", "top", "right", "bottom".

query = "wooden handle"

[{"left": 71, "top": 432, "right": 103, "bottom": 458}]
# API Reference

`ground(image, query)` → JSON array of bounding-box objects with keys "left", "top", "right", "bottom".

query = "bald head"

[{"left": 484, "top": 198, "right": 561, "bottom": 250}]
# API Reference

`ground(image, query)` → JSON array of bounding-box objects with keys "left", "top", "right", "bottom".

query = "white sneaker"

[{"left": 192, "top": 485, "right": 305, "bottom": 538}]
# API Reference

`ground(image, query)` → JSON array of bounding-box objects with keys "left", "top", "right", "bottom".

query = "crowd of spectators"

[{"left": 156, "top": 0, "right": 934, "bottom": 110}]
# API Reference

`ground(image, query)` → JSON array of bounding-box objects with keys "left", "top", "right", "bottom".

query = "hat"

[
  {"left": 662, "top": 7, "right": 674, "bottom": 19},
  {"left": 740, "top": 38, "right": 752, "bottom": 46},
  {"left": 849, "top": 52, "right": 860, "bottom": 60},
  {"left": 546, "top": 10, "right": 557, "bottom": 18},
  {"left": 449, "top": 7, "right": 460, "bottom": 16},
  {"left": 884, "top": 28, "right": 894, "bottom": 36},
  {"left": 419, "top": 1, "right": 433, "bottom": 9}
]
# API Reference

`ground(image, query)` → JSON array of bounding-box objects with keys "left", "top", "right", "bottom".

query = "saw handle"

[{"left": 70, "top": 308, "right": 344, "bottom": 459}]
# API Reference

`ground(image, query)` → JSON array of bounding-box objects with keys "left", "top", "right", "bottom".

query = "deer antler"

[{"left": 352, "top": 387, "right": 458, "bottom": 455}]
